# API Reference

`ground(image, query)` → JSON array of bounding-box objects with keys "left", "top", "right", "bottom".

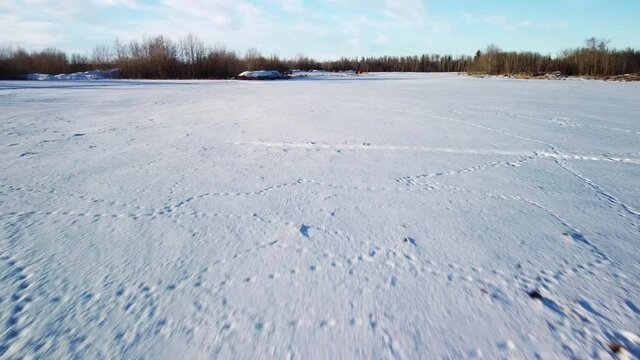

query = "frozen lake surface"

[{"left": 1, "top": 73, "right": 639, "bottom": 358}]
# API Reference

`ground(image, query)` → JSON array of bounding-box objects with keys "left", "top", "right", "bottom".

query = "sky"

[{"left": 1, "top": 0, "right": 639, "bottom": 59}]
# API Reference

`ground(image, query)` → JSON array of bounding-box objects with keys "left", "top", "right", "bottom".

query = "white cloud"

[
  {"left": 17, "top": 0, "right": 137, "bottom": 19},
  {"left": 324, "top": 0, "right": 428, "bottom": 28},
  {"left": 519, "top": 19, "right": 534, "bottom": 28},
  {"left": 0, "top": 14, "right": 64, "bottom": 47},
  {"left": 274, "top": 0, "right": 305, "bottom": 13},
  {"left": 161, "top": 0, "right": 260, "bottom": 26},
  {"left": 0, "top": 0, "right": 447, "bottom": 57},
  {"left": 0, "top": 0, "right": 145, "bottom": 50},
  {"left": 95, "top": 0, "right": 138, "bottom": 7},
  {"left": 379, "top": 0, "right": 427, "bottom": 27},
  {"left": 374, "top": 34, "right": 389, "bottom": 45},
  {"left": 461, "top": 12, "right": 567, "bottom": 32}
]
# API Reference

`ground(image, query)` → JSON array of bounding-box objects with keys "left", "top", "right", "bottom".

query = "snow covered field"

[{"left": 1, "top": 73, "right": 639, "bottom": 359}]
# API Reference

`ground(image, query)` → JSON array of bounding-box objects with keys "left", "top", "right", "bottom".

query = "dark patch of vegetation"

[
  {"left": 528, "top": 289, "right": 544, "bottom": 300},
  {"left": 1, "top": 35, "right": 638, "bottom": 80},
  {"left": 607, "top": 342, "right": 623, "bottom": 354}
]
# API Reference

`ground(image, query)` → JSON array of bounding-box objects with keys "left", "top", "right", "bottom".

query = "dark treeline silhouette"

[
  {"left": 324, "top": 54, "right": 471, "bottom": 73},
  {"left": 1, "top": 35, "right": 639, "bottom": 79}
]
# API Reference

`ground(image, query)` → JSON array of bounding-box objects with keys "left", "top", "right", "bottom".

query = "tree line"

[
  {"left": 1, "top": 35, "right": 638, "bottom": 79},
  {"left": 469, "top": 38, "right": 640, "bottom": 76}
]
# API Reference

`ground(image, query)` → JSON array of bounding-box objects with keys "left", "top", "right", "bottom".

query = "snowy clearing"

[{"left": 1, "top": 73, "right": 639, "bottom": 359}]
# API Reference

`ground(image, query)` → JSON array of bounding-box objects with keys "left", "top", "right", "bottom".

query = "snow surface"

[{"left": 1, "top": 73, "right": 639, "bottom": 359}]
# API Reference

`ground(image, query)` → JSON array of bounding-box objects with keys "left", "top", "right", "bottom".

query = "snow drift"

[
  {"left": 235, "top": 70, "right": 288, "bottom": 80},
  {"left": 26, "top": 69, "right": 119, "bottom": 81}
]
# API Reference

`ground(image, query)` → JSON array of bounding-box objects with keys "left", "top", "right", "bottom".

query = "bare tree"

[
  {"left": 1, "top": 35, "right": 638, "bottom": 79},
  {"left": 244, "top": 48, "right": 262, "bottom": 71},
  {"left": 179, "top": 34, "right": 205, "bottom": 78},
  {"left": 92, "top": 45, "right": 112, "bottom": 68}
]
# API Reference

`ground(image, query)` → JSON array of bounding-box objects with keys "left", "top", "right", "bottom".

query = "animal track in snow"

[
  {"left": 397, "top": 155, "right": 536, "bottom": 185},
  {"left": 554, "top": 158, "right": 640, "bottom": 228},
  {"left": 230, "top": 141, "right": 640, "bottom": 165},
  {"left": 0, "top": 246, "right": 38, "bottom": 357}
]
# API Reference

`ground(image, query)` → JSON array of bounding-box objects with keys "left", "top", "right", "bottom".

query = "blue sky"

[{"left": 1, "top": 0, "right": 639, "bottom": 59}]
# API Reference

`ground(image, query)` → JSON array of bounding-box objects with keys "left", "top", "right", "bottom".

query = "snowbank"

[
  {"left": 289, "top": 69, "right": 359, "bottom": 78},
  {"left": 234, "top": 69, "right": 362, "bottom": 80},
  {"left": 235, "top": 70, "right": 288, "bottom": 80},
  {"left": 27, "top": 69, "right": 119, "bottom": 81},
  {"left": 605, "top": 73, "right": 640, "bottom": 81}
]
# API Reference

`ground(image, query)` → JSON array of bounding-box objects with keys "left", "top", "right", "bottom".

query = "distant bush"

[{"left": 1, "top": 35, "right": 638, "bottom": 79}]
